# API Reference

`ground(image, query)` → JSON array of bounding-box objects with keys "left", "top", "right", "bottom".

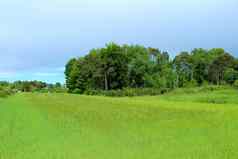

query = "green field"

[{"left": 1, "top": 88, "right": 238, "bottom": 159}]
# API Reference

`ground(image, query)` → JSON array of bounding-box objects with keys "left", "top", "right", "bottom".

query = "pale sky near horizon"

[{"left": 0, "top": 0, "right": 237, "bottom": 83}]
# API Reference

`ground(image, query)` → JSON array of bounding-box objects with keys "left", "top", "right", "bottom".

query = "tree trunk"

[{"left": 104, "top": 72, "right": 108, "bottom": 90}]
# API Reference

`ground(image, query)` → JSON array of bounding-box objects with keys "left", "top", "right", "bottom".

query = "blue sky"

[{"left": 0, "top": 0, "right": 237, "bottom": 83}]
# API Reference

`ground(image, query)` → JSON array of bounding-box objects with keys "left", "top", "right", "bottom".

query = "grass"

[{"left": 1, "top": 87, "right": 238, "bottom": 158}]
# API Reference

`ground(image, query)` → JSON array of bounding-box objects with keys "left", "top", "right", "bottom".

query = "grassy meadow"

[{"left": 1, "top": 87, "right": 238, "bottom": 158}]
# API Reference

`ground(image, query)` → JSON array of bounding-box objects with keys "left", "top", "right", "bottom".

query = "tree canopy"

[{"left": 65, "top": 43, "right": 238, "bottom": 93}]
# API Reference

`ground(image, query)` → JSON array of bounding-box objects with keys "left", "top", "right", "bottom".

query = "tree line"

[
  {"left": 65, "top": 43, "right": 238, "bottom": 94},
  {"left": 0, "top": 81, "right": 66, "bottom": 94}
]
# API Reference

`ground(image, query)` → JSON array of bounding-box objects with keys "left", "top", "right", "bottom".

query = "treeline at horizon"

[
  {"left": 0, "top": 80, "right": 66, "bottom": 97},
  {"left": 65, "top": 43, "right": 238, "bottom": 95}
]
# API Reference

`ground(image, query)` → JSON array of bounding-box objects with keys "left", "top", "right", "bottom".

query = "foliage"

[
  {"left": 224, "top": 68, "right": 238, "bottom": 85},
  {"left": 83, "top": 88, "right": 170, "bottom": 97},
  {"left": 233, "top": 80, "right": 238, "bottom": 88},
  {"left": 0, "top": 81, "right": 67, "bottom": 94},
  {"left": 65, "top": 43, "right": 238, "bottom": 96},
  {"left": 208, "top": 53, "right": 235, "bottom": 84},
  {"left": 0, "top": 89, "right": 12, "bottom": 98},
  {"left": 0, "top": 82, "right": 14, "bottom": 98}
]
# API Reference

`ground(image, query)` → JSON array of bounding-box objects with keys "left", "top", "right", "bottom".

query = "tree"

[
  {"left": 64, "top": 43, "right": 237, "bottom": 94},
  {"left": 208, "top": 53, "right": 235, "bottom": 84},
  {"left": 173, "top": 52, "right": 193, "bottom": 87},
  {"left": 126, "top": 45, "right": 150, "bottom": 88},
  {"left": 65, "top": 58, "right": 78, "bottom": 92},
  {"left": 231, "top": 59, "right": 238, "bottom": 71},
  {"left": 233, "top": 80, "right": 238, "bottom": 88},
  {"left": 100, "top": 43, "right": 129, "bottom": 90},
  {"left": 158, "top": 51, "right": 169, "bottom": 66},
  {"left": 191, "top": 48, "right": 209, "bottom": 85},
  {"left": 224, "top": 68, "right": 238, "bottom": 85},
  {"left": 55, "top": 82, "right": 61, "bottom": 88}
]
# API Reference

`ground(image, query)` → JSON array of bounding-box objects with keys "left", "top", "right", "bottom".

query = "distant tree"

[
  {"left": 65, "top": 58, "right": 78, "bottom": 92},
  {"left": 224, "top": 68, "right": 238, "bottom": 85},
  {"left": 191, "top": 48, "right": 209, "bottom": 85},
  {"left": 148, "top": 47, "right": 160, "bottom": 63},
  {"left": 100, "top": 43, "right": 129, "bottom": 90},
  {"left": 158, "top": 51, "right": 169, "bottom": 66},
  {"left": 173, "top": 52, "right": 193, "bottom": 87},
  {"left": 64, "top": 43, "right": 237, "bottom": 94},
  {"left": 208, "top": 53, "right": 235, "bottom": 84},
  {"left": 55, "top": 82, "right": 61, "bottom": 88},
  {"left": 232, "top": 59, "right": 238, "bottom": 71},
  {"left": 126, "top": 45, "right": 150, "bottom": 88}
]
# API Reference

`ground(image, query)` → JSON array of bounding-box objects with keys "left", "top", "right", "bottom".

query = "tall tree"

[
  {"left": 65, "top": 58, "right": 78, "bottom": 92},
  {"left": 191, "top": 48, "right": 209, "bottom": 85},
  {"left": 100, "top": 43, "right": 129, "bottom": 90},
  {"left": 64, "top": 43, "right": 237, "bottom": 93},
  {"left": 208, "top": 53, "right": 235, "bottom": 84},
  {"left": 173, "top": 52, "right": 193, "bottom": 87}
]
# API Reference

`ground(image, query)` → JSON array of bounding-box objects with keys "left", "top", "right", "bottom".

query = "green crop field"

[{"left": 1, "top": 87, "right": 238, "bottom": 159}]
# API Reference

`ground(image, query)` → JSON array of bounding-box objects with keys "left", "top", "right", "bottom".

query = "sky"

[{"left": 0, "top": 0, "right": 238, "bottom": 83}]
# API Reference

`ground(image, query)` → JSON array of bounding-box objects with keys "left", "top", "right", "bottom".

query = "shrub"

[
  {"left": 184, "top": 80, "right": 198, "bottom": 88},
  {"left": 72, "top": 88, "right": 83, "bottom": 94},
  {"left": 206, "top": 98, "right": 227, "bottom": 104},
  {"left": 0, "top": 88, "right": 14, "bottom": 98},
  {"left": 83, "top": 88, "right": 170, "bottom": 97},
  {"left": 233, "top": 80, "right": 238, "bottom": 88}
]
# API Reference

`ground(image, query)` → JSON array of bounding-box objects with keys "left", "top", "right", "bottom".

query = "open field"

[{"left": 1, "top": 88, "right": 238, "bottom": 158}]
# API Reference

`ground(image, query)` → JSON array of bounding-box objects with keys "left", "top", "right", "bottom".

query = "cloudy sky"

[{"left": 0, "top": 0, "right": 237, "bottom": 83}]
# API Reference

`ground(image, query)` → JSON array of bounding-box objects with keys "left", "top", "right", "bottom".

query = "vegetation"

[
  {"left": 0, "top": 81, "right": 66, "bottom": 95},
  {"left": 83, "top": 87, "right": 170, "bottom": 97},
  {"left": 0, "top": 88, "right": 12, "bottom": 98},
  {"left": 0, "top": 82, "right": 14, "bottom": 98},
  {"left": 65, "top": 43, "right": 238, "bottom": 95},
  {"left": 1, "top": 44, "right": 237, "bottom": 158},
  {"left": 1, "top": 87, "right": 238, "bottom": 158}
]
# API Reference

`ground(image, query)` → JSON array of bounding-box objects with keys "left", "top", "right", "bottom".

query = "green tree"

[
  {"left": 173, "top": 52, "right": 193, "bottom": 87},
  {"left": 65, "top": 58, "right": 78, "bottom": 92},
  {"left": 191, "top": 48, "right": 209, "bottom": 85},
  {"left": 100, "top": 43, "right": 129, "bottom": 90},
  {"left": 64, "top": 43, "right": 237, "bottom": 94},
  {"left": 224, "top": 68, "right": 238, "bottom": 85},
  {"left": 208, "top": 53, "right": 235, "bottom": 84}
]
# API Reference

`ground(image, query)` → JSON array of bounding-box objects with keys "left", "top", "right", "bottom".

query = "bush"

[
  {"left": 83, "top": 88, "right": 170, "bottom": 97},
  {"left": 184, "top": 80, "right": 198, "bottom": 88},
  {"left": 0, "top": 88, "right": 14, "bottom": 98},
  {"left": 72, "top": 88, "right": 83, "bottom": 94},
  {"left": 233, "top": 80, "right": 238, "bottom": 88}
]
